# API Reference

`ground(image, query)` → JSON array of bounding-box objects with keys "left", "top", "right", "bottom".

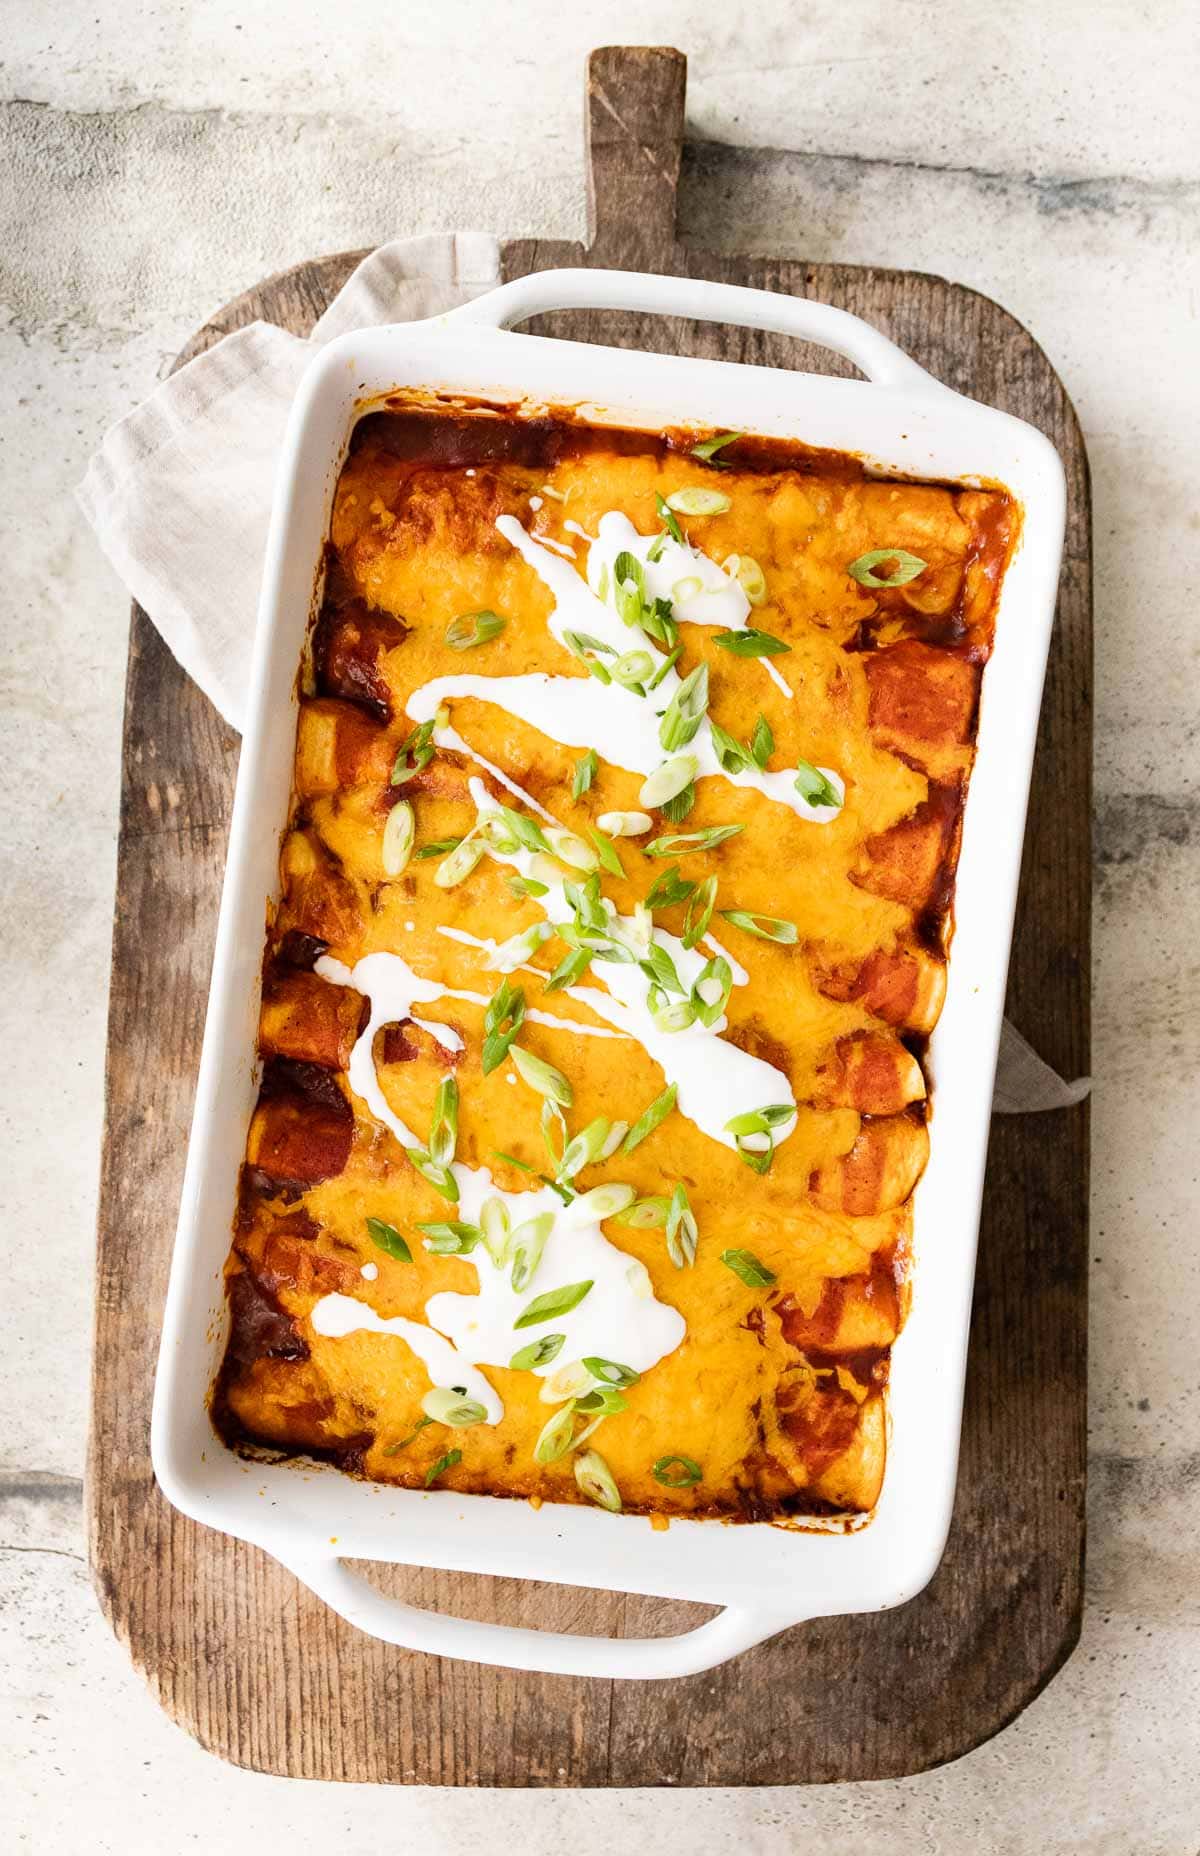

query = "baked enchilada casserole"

[{"left": 213, "top": 400, "right": 1015, "bottom": 1522}]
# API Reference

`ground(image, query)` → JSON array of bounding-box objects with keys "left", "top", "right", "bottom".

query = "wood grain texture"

[{"left": 88, "top": 44, "right": 1090, "bottom": 1784}]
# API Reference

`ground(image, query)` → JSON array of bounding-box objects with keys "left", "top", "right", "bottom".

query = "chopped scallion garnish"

[
  {"left": 644, "top": 823, "right": 745, "bottom": 858},
  {"left": 720, "top": 1248, "right": 777, "bottom": 1288},
  {"left": 513, "top": 1279, "right": 594, "bottom": 1329},
  {"left": 681, "top": 874, "right": 718, "bottom": 950},
  {"left": 365, "top": 1216, "right": 412, "bottom": 1263},
  {"left": 657, "top": 665, "right": 709, "bottom": 753},
  {"left": 423, "top": 1448, "right": 462, "bottom": 1487},
  {"left": 711, "top": 627, "right": 791, "bottom": 658},
  {"left": 510, "top": 1044, "right": 573, "bottom": 1107},
  {"left": 445, "top": 609, "right": 506, "bottom": 651},
  {"left": 847, "top": 548, "right": 927, "bottom": 588},
  {"left": 689, "top": 431, "right": 742, "bottom": 465},
  {"left": 510, "top": 1332, "right": 566, "bottom": 1371},
  {"left": 481, "top": 977, "right": 526, "bottom": 1075},
  {"left": 793, "top": 760, "right": 842, "bottom": 809},
  {"left": 572, "top": 748, "right": 598, "bottom": 799},
  {"left": 574, "top": 1447, "right": 622, "bottom": 1511},
  {"left": 718, "top": 908, "right": 799, "bottom": 944},
  {"left": 665, "top": 486, "right": 731, "bottom": 516},
  {"left": 665, "top": 1183, "right": 698, "bottom": 1269},
  {"left": 621, "top": 1084, "right": 678, "bottom": 1153},
  {"left": 421, "top": 1387, "right": 487, "bottom": 1427},
  {"left": 652, "top": 1454, "right": 703, "bottom": 1487}
]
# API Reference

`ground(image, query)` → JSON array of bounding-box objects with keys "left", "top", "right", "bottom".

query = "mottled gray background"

[{"left": 3, "top": 2, "right": 1198, "bottom": 1848}]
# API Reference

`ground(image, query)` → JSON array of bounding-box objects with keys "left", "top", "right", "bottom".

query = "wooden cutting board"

[{"left": 88, "top": 46, "right": 1090, "bottom": 1785}]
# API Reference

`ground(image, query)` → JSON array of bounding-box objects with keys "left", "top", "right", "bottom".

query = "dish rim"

[{"left": 149, "top": 270, "right": 1066, "bottom": 1677}]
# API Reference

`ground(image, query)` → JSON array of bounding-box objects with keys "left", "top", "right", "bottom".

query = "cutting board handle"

[
  {"left": 281, "top": 1554, "right": 799, "bottom": 1679},
  {"left": 448, "top": 264, "right": 953, "bottom": 396},
  {"left": 585, "top": 45, "right": 687, "bottom": 264}
]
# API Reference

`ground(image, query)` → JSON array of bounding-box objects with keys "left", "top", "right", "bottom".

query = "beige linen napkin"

[{"left": 76, "top": 233, "right": 1089, "bottom": 1114}]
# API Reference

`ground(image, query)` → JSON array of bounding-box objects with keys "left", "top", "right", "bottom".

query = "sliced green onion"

[
  {"left": 847, "top": 548, "right": 927, "bottom": 588},
  {"left": 655, "top": 491, "right": 685, "bottom": 544},
  {"left": 657, "top": 664, "right": 709, "bottom": 753},
  {"left": 544, "top": 945, "right": 593, "bottom": 992},
  {"left": 722, "top": 553, "right": 767, "bottom": 605},
  {"left": 479, "top": 1195, "right": 512, "bottom": 1267},
  {"left": 381, "top": 799, "right": 415, "bottom": 876},
  {"left": 596, "top": 809, "right": 652, "bottom": 839},
  {"left": 671, "top": 575, "right": 703, "bottom": 603},
  {"left": 666, "top": 487, "right": 731, "bottom": 517},
  {"left": 681, "top": 874, "right": 718, "bottom": 950},
  {"left": 652, "top": 1454, "right": 702, "bottom": 1487},
  {"left": 613, "top": 648, "right": 655, "bottom": 691},
  {"left": 558, "top": 1117, "right": 613, "bottom": 1182},
  {"left": 720, "top": 1248, "right": 777, "bottom": 1288},
  {"left": 583, "top": 1357, "right": 640, "bottom": 1388},
  {"left": 612, "top": 550, "right": 647, "bottom": 628},
  {"left": 587, "top": 826, "right": 625, "bottom": 876},
  {"left": 690, "top": 953, "right": 732, "bottom": 1028},
  {"left": 638, "top": 755, "right": 697, "bottom": 812},
  {"left": 545, "top": 826, "right": 599, "bottom": 872},
  {"left": 574, "top": 1384, "right": 628, "bottom": 1417},
  {"left": 638, "top": 596, "right": 679, "bottom": 652},
  {"left": 626, "top": 1258, "right": 654, "bottom": 1299},
  {"left": 725, "top": 1103, "right": 795, "bottom": 1136},
  {"left": 645, "top": 866, "right": 695, "bottom": 911},
  {"left": 751, "top": 714, "right": 774, "bottom": 769},
  {"left": 434, "top": 836, "right": 485, "bottom": 889},
  {"left": 415, "top": 835, "right": 464, "bottom": 861},
  {"left": 506, "top": 871, "right": 550, "bottom": 900},
  {"left": 541, "top": 1360, "right": 595, "bottom": 1404},
  {"left": 573, "top": 1181, "right": 638, "bottom": 1221},
  {"left": 541, "top": 1098, "right": 567, "bottom": 1173},
  {"left": 646, "top": 533, "right": 667, "bottom": 564},
  {"left": 658, "top": 781, "right": 695, "bottom": 825},
  {"left": 574, "top": 1448, "right": 622, "bottom": 1511},
  {"left": 647, "top": 643, "right": 683, "bottom": 691},
  {"left": 600, "top": 1121, "right": 628, "bottom": 1159},
  {"left": 793, "top": 760, "right": 843, "bottom": 809},
  {"left": 621, "top": 1084, "right": 678, "bottom": 1153},
  {"left": 365, "top": 1216, "right": 412, "bottom": 1263},
  {"left": 572, "top": 748, "right": 598, "bottom": 799},
  {"left": 652, "top": 998, "right": 697, "bottom": 1033},
  {"left": 708, "top": 718, "right": 753, "bottom": 775},
  {"left": 513, "top": 1278, "right": 594, "bottom": 1329},
  {"left": 423, "top": 1448, "right": 462, "bottom": 1487},
  {"left": 615, "top": 1195, "right": 671, "bottom": 1230},
  {"left": 481, "top": 978, "right": 526, "bottom": 1075},
  {"left": 510, "top": 1044, "right": 573, "bottom": 1107},
  {"left": 382, "top": 1415, "right": 433, "bottom": 1455},
  {"left": 421, "top": 1387, "right": 487, "bottom": 1427},
  {"left": 718, "top": 907, "right": 798, "bottom": 944},
  {"left": 488, "top": 920, "right": 553, "bottom": 972},
  {"left": 563, "top": 629, "right": 615, "bottom": 682},
  {"left": 405, "top": 1146, "right": 459, "bottom": 1202},
  {"left": 509, "top": 1211, "right": 556, "bottom": 1294},
  {"left": 645, "top": 823, "right": 745, "bottom": 858},
  {"left": 665, "top": 1183, "right": 698, "bottom": 1268},
  {"left": 493, "top": 804, "right": 553, "bottom": 856},
  {"left": 428, "top": 1074, "right": 458, "bottom": 1168},
  {"left": 419, "top": 1220, "right": 481, "bottom": 1254},
  {"left": 510, "top": 1332, "right": 565, "bottom": 1371},
  {"left": 639, "top": 941, "right": 686, "bottom": 996},
  {"left": 690, "top": 431, "right": 742, "bottom": 464},
  {"left": 445, "top": 609, "right": 506, "bottom": 650},
  {"left": 391, "top": 719, "right": 436, "bottom": 785},
  {"left": 712, "top": 627, "right": 791, "bottom": 658},
  {"left": 534, "top": 1403, "right": 578, "bottom": 1464}
]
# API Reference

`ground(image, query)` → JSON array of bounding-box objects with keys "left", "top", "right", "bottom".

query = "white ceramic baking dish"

[{"left": 151, "top": 268, "right": 1065, "bottom": 1680}]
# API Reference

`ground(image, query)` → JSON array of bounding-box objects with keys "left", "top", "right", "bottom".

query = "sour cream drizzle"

[
  {"left": 460, "top": 777, "right": 796, "bottom": 1152},
  {"left": 587, "top": 509, "right": 795, "bottom": 698},
  {"left": 405, "top": 515, "right": 840, "bottom": 822},
  {"left": 310, "top": 951, "right": 686, "bottom": 1422}
]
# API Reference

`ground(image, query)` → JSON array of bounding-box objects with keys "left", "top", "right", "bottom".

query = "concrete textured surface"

[{"left": 3, "top": 1, "right": 1198, "bottom": 1847}]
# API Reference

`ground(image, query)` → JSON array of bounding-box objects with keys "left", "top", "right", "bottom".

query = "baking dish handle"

[
  {"left": 445, "top": 267, "right": 953, "bottom": 397},
  {"left": 280, "top": 1554, "right": 799, "bottom": 1679}
]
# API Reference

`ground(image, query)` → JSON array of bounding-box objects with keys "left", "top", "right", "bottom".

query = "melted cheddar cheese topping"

[{"left": 214, "top": 403, "right": 1014, "bottom": 1523}]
